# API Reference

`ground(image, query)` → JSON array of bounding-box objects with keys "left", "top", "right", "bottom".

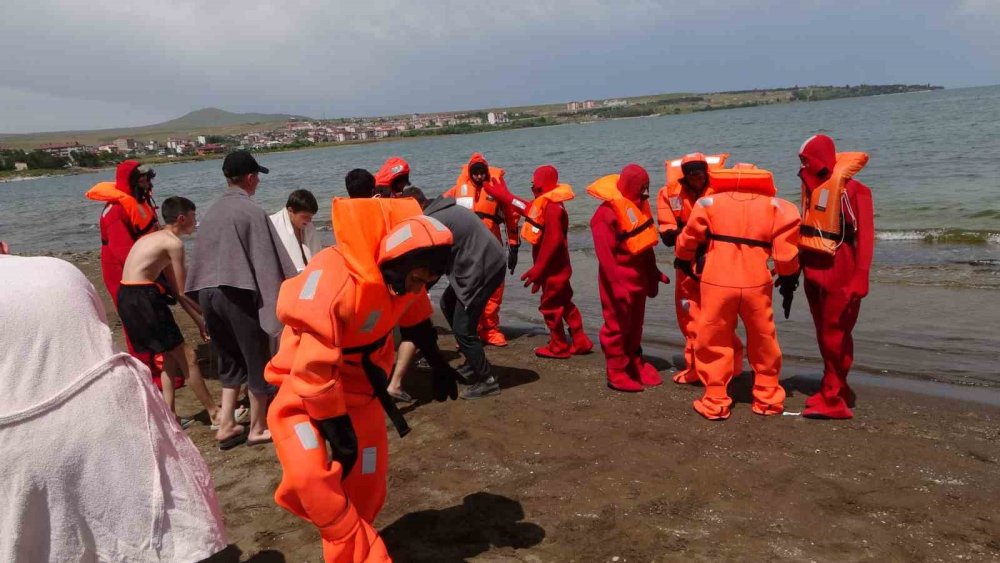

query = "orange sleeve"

[
  {"left": 675, "top": 200, "right": 711, "bottom": 261},
  {"left": 656, "top": 187, "right": 678, "bottom": 234},
  {"left": 398, "top": 292, "right": 433, "bottom": 328},
  {"left": 441, "top": 185, "right": 458, "bottom": 199},
  {"left": 288, "top": 330, "right": 348, "bottom": 421},
  {"left": 770, "top": 198, "right": 802, "bottom": 276},
  {"left": 504, "top": 204, "right": 522, "bottom": 246}
]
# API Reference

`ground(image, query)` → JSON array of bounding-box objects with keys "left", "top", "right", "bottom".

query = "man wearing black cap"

[{"left": 186, "top": 150, "right": 297, "bottom": 449}]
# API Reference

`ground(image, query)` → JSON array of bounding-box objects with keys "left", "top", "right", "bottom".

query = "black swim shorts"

[{"left": 117, "top": 283, "right": 184, "bottom": 354}]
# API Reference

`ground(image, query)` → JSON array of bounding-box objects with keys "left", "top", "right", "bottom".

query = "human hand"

[{"left": 507, "top": 244, "right": 520, "bottom": 274}]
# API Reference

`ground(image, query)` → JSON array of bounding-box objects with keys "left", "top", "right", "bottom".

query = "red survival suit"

[
  {"left": 265, "top": 198, "right": 452, "bottom": 562},
  {"left": 443, "top": 153, "right": 521, "bottom": 346},
  {"left": 656, "top": 153, "right": 744, "bottom": 384},
  {"left": 482, "top": 166, "right": 594, "bottom": 358},
  {"left": 589, "top": 164, "right": 668, "bottom": 392},
  {"left": 676, "top": 165, "right": 801, "bottom": 420},
  {"left": 798, "top": 134, "right": 875, "bottom": 419},
  {"left": 85, "top": 161, "right": 172, "bottom": 388}
]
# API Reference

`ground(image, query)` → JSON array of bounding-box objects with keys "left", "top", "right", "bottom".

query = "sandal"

[{"left": 217, "top": 426, "right": 249, "bottom": 450}]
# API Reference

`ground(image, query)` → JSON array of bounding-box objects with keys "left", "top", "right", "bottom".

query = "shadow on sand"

[
  {"left": 381, "top": 492, "right": 546, "bottom": 562},
  {"left": 200, "top": 545, "right": 285, "bottom": 562}
]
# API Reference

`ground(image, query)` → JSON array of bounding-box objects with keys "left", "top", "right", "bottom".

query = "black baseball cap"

[{"left": 222, "top": 150, "right": 269, "bottom": 178}]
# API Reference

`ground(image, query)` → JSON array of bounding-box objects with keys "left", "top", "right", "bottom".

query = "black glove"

[
  {"left": 673, "top": 257, "right": 697, "bottom": 281},
  {"left": 776, "top": 272, "right": 800, "bottom": 319},
  {"left": 316, "top": 415, "right": 358, "bottom": 478},
  {"left": 507, "top": 244, "right": 520, "bottom": 274},
  {"left": 660, "top": 230, "right": 678, "bottom": 247},
  {"left": 400, "top": 320, "right": 460, "bottom": 401}
]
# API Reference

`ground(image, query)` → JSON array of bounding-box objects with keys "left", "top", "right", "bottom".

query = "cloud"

[{"left": 0, "top": 0, "right": 995, "bottom": 132}]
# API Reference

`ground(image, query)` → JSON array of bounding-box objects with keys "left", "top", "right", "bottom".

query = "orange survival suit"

[
  {"left": 442, "top": 153, "right": 520, "bottom": 347},
  {"left": 481, "top": 166, "right": 595, "bottom": 358},
  {"left": 656, "top": 153, "right": 744, "bottom": 384},
  {"left": 589, "top": 164, "right": 668, "bottom": 392},
  {"left": 798, "top": 134, "right": 875, "bottom": 420},
  {"left": 85, "top": 160, "right": 171, "bottom": 388},
  {"left": 264, "top": 198, "right": 455, "bottom": 562},
  {"left": 675, "top": 165, "right": 801, "bottom": 420},
  {"left": 374, "top": 157, "right": 411, "bottom": 197}
]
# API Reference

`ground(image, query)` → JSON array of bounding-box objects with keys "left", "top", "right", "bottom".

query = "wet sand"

[{"left": 63, "top": 250, "right": 1000, "bottom": 562}]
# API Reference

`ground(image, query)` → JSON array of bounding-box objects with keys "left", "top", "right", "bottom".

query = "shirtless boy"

[{"left": 119, "top": 196, "right": 218, "bottom": 426}]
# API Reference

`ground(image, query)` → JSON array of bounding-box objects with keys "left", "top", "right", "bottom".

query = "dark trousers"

[
  {"left": 440, "top": 270, "right": 505, "bottom": 382},
  {"left": 199, "top": 286, "right": 276, "bottom": 395}
]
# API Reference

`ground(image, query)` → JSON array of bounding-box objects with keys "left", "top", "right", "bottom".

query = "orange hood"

[{"left": 331, "top": 197, "right": 423, "bottom": 284}]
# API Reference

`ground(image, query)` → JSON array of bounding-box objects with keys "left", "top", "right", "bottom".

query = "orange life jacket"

[
  {"left": 587, "top": 174, "right": 658, "bottom": 254},
  {"left": 520, "top": 184, "right": 574, "bottom": 245},
  {"left": 450, "top": 166, "right": 507, "bottom": 223},
  {"left": 656, "top": 153, "right": 729, "bottom": 232},
  {"left": 708, "top": 165, "right": 777, "bottom": 197},
  {"left": 799, "top": 152, "right": 869, "bottom": 255},
  {"left": 85, "top": 181, "right": 158, "bottom": 237}
]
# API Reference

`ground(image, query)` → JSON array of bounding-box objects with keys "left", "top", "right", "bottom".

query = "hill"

[{"left": 0, "top": 108, "right": 311, "bottom": 150}]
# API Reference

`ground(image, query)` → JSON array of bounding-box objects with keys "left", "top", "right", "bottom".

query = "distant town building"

[
  {"left": 145, "top": 140, "right": 161, "bottom": 151},
  {"left": 197, "top": 135, "right": 207, "bottom": 145},
  {"left": 39, "top": 142, "right": 87, "bottom": 158},
  {"left": 14, "top": 162, "right": 28, "bottom": 172},
  {"left": 603, "top": 99, "right": 628, "bottom": 107},
  {"left": 114, "top": 138, "right": 138, "bottom": 153},
  {"left": 196, "top": 143, "right": 226, "bottom": 155},
  {"left": 566, "top": 101, "right": 583, "bottom": 111},
  {"left": 98, "top": 144, "right": 118, "bottom": 154},
  {"left": 487, "top": 111, "right": 509, "bottom": 125}
]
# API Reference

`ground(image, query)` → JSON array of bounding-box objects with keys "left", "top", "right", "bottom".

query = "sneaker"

[{"left": 461, "top": 377, "right": 500, "bottom": 400}]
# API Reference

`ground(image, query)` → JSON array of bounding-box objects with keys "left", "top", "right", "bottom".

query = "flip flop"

[
  {"left": 177, "top": 417, "right": 197, "bottom": 430},
  {"left": 247, "top": 435, "right": 273, "bottom": 447},
  {"left": 218, "top": 427, "right": 249, "bottom": 451},
  {"left": 388, "top": 389, "right": 415, "bottom": 403},
  {"left": 211, "top": 406, "right": 251, "bottom": 430}
]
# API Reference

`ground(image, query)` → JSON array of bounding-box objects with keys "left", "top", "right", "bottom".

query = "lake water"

[{"left": 2, "top": 85, "right": 998, "bottom": 388}]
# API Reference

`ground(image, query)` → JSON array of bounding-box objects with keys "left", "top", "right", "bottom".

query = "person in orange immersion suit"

[
  {"left": 656, "top": 153, "right": 745, "bottom": 384},
  {"left": 480, "top": 165, "right": 594, "bottom": 358},
  {"left": 264, "top": 198, "right": 462, "bottom": 562},
  {"left": 374, "top": 157, "right": 411, "bottom": 198},
  {"left": 443, "top": 153, "right": 521, "bottom": 347},
  {"left": 675, "top": 164, "right": 801, "bottom": 420},
  {"left": 797, "top": 134, "right": 875, "bottom": 420},
  {"left": 589, "top": 164, "right": 669, "bottom": 392}
]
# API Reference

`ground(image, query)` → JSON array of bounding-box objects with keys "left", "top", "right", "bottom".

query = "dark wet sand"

[{"left": 64, "top": 250, "right": 1000, "bottom": 562}]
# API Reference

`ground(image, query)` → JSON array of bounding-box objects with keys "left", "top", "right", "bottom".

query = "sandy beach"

[{"left": 63, "top": 249, "right": 999, "bottom": 562}]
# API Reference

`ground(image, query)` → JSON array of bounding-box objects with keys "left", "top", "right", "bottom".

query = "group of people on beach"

[{"left": 0, "top": 133, "right": 873, "bottom": 561}]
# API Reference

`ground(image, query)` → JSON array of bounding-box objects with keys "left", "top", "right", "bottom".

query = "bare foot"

[{"left": 247, "top": 429, "right": 272, "bottom": 446}]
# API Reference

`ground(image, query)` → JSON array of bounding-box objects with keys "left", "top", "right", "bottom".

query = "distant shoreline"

[{"left": 1, "top": 84, "right": 946, "bottom": 183}]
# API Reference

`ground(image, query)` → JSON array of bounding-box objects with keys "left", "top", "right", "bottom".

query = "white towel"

[
  {"left": 270, "top": 208, "right": 322, "bottom": 273},
  {"left": 0, "top": 256, "right": 227, "bottom": 562}
]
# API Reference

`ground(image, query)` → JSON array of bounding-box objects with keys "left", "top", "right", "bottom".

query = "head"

[
  {"left": 468, "top": 155, "right": 490, "bottom": 188},
  {"left": 679, "top": 153, "right": 709, "bottom": 194},
  {"left": 378, "top": 215, "right": 454, "bottom": 295},
  {"left": 223, "top": 150, "right": 269, "bottom": 195},
  {"left": 375, "top": 157, "right": 411, "bottom": 196},
  {"left": 161, "top": 196, "right": 197, "bottom": 235},
  {"left": 285, "top": 189, "right": 318, "bottom": 231},
  {"left": 345, "top": 168, "right": 376, "bottom": 199},
  {"left": 531, "top": 165, "right": 559, "bottom": 197},
  {"left": 399, "top": 186, "right": 430, "bottom": 210},
  {"left": 617, "top": 163, "right": 650, "bottom": 204},
  {"left": 126, "top": 164, "right": 155, "bottom": 203},
  {"left": 798, "top": 134, "right": 836, "bottom": 189}
]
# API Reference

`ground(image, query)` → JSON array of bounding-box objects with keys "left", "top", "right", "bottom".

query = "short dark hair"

[
  {"left": 285, "top": 189, "right": 318, "bottom": 214},
  {"left": 345, "top": 169, "right": 375, "bottom": 199},
  {"left": 161, "top": 196, "right": 195, "bottom": 224},
  {"left": 399, "top": 186, "right": 429, "bottom": 209}
]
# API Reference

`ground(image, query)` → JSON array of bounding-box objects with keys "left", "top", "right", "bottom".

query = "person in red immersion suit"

[
  {"left": 481, "top": 165, "right": 594, "bottom": 359},
  {"left": 85, "top": 161, "right": 173, "bottom": 388},
  {"left": 797, "top": 134, "right": 875, "bottom": 419},
  {"left": 675, "top": 165, "right": 801, "bottom": 420},
  {"left": 443, "top": 153, "right": 521, "bottom": 347},
  {"left": 656, "top": 153, "right": 744, "bottom": 384},
  {"left": 265, "top": 200, "right": 460, "bottom": 562},
  {"left": 589, "top": 164, "right": 669, "bottom": 392}
]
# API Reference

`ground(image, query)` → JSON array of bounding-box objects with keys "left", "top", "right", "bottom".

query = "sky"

[{"left": 1, "top": 0, "right": 998, "bottom": 133}]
